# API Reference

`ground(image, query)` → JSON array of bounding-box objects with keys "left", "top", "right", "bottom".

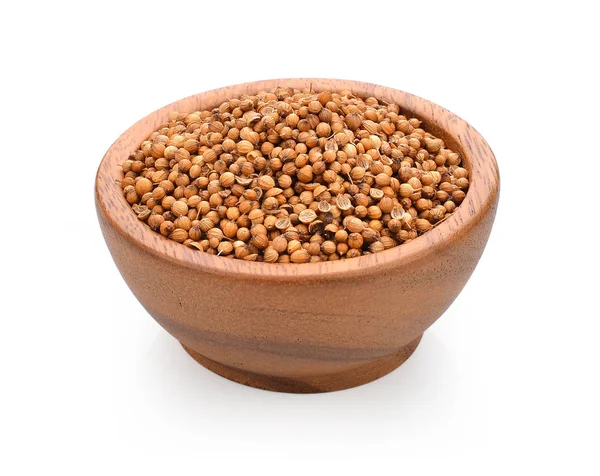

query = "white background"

[{"left": 1, "top": 1, "right": 599, "bottom": 474}]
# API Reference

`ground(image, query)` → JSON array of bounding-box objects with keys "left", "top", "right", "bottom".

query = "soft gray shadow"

[{"left": 136, "top": 331, "right": 458, "bottom": 441}]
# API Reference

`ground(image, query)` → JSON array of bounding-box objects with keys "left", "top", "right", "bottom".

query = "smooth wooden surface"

[
  {"left": 182, "top": 335, "right": 423, "bottom": 393},
  {"left": 95, "top": 78, "right": 500, "bottom": 393}
]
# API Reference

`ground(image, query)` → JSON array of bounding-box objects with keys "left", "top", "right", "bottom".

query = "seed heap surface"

[{"left": 121, "top": 88, "right": 469, "bottom": 263}]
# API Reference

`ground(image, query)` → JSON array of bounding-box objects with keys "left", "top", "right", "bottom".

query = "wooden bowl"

[{"left": 95, "top": 79, "right": 499, "bottom": 393}]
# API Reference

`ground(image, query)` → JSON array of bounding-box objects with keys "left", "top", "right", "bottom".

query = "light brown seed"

[
  {"left": 366, "top": 240, "right": 383, "bottom": 253},
  {"left": 123, "top": 89, "right": 466, "bottom": 262},
  {"left": 297, "top": 165, "right": 313, "bottom": 183},
  {"left": 397, "top": 183, "right": 412, "bottom": 198},
  {"left": 248, "top": 209, "right": 265, "bottom": 224},
  {"left": 171, "top": 201, "right": 188, "bottom": 218},
  {"left": 345, "top": 113, "right": 362, "bottom": 130},
  {"left": 272, "top": 235, "right": 288, "bottom": 253},
  {"left": 318, "top": 201, "right": 331, "bottom": 213},
  {"left": 257, "top": 175, "right": 275, "bottom": 190},
  {"left": 237, "top": 140, "right": 254, "bottom": 155},
  {"left": 321, "top": 240, "right": 337, "bottom": 255},
  {"left": 345, "top": 217, "right": 365, "bottom": 233},
  {"left": 170, "top": 228, "right": 188, "bottom": 243},
  {"left": 276, "top": 217, "right": 291, "bottom": 230},
  {"left": 219, "top": 172, "right": 235, "bottom": 187},
  {"left": 369, "top": 188, "right": 384, "bottom": 200},
  {"left": 188, "top": 242, "right": 204, "bottom": 252},
  {"left": 290, "top": 249, "right": 310, "bottom": 263},
  {"left": 218, "top": 241, "right": 234, "bottom": 255},
  {"left": 298, "top": 209, "right": 317, "bottom": 223},
  {"left": 336, "top": 194, "right": 352, "bottom": 211},
  {"left": 347, "top": 233, "right": 364, "bottom": 249},
  {"left": 391, "top": 205, "right": 405, "bottom": 219},
  {"left": 287, "top": 239, "right": 302, "bottom": 254},
  {"left": 415, "top": 218, "right": 432, "bottom": 233},
  {"left": 135, "top": 178, "right": 153, "bottom": 196},
  {"left": 263, "top": 247, "right": 279, "bottom": 263}
]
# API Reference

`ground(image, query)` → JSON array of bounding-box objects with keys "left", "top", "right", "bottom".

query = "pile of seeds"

[{"left": 121, "top": 88, "right": 469, "bottom": 263}]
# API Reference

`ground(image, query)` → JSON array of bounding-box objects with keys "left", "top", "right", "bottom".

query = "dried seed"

[
  {"left": 391, "top": 205, "right": 405, "bottom": 220},
  {"left": 276, "top": 217, "right": 291, "bottom": 230},
  {"left": 313, "top": 185, "right": 327, "bottom": 198},
  {"left": 187, "top": 241, "right": 204, "bottom": 251},
  {"left": 258, "top": 175, "right": 275, "bottom": 190},
  {"left": 308, "top": 220, "right": 324, "bottom": 234},
  {"left": 318, "top": 201, "right": 331, "bottom": 213},
  {"left": 290, "top": 249, "right": 310, "bottom": 263},
  {"left": 298, "top": 209, "right": 318, "bottom": 223},
  {"left": 122, "top": 88, "right": 466, "bottom": 262},
  {"left": 171, "top": 201, "right": 188, "bottom": 218},
  {"left": 263, "top": 246, "right": 279, "bottom": 263},
  {"left": 235, "top": 176, "right": 253, "bottom": 186},
  {"left": 336, "top": 194, "right": 352, "bottom": 211},
  {"left": 369, "top": 188, "right": 384, "bottom": 200},
  {"left": 345, "top": 217, "right": 365, "bottom": 233}
]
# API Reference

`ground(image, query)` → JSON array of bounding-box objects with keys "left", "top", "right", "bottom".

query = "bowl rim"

[{"left": 95, "top": 78, "right": 500, "bottom": 280}]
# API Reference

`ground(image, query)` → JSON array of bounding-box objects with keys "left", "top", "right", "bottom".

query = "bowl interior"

[{"left": 95, "top": 78, "right": 499, "bottom": 280}]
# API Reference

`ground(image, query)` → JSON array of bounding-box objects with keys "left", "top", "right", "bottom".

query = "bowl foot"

[{"left": 180, "top": 335, "right": 422, "bottom": 393}]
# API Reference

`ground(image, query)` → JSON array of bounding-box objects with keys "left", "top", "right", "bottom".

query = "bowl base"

[{"left": 180, "top": 335, "right": 422, "bottom": 393}]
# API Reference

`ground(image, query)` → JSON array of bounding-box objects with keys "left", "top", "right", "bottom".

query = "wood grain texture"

[{"left": 95, "top": 79, "right": 500, "bottom": 393}]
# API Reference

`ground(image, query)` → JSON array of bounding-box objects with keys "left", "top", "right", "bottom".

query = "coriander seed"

[{"left": 122, "top": 87, "right": 468, "bottom": 262}]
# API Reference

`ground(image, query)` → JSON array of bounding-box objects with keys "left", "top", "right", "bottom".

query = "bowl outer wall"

[{"left": 95, "top": 78, "right": 499, "bottom": 378}]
